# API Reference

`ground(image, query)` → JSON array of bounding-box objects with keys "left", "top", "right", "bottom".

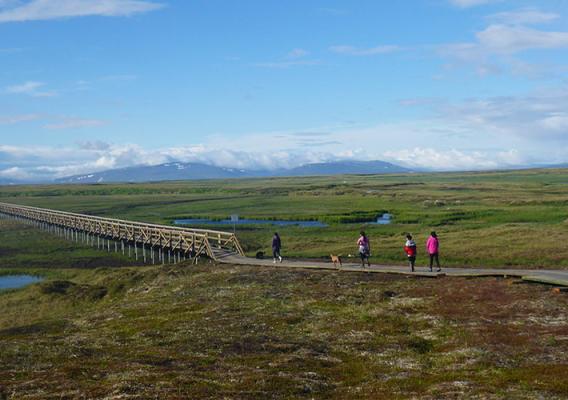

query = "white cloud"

[
  {"left": 329, "top": 45, "right": 400, "bottom": 56},
  {"left": 0, "top": 166, "right": 31, "bottom": 180},
  {"left": 0, "top": 0, "right": 164, "bottom": 23},
  {"left": 436, "top": 86, "right": 568, "bottom": 140},
  {"left": 99, "top": 74, "right": 138, "bottom": 82},
  {"left": 286, "top": 48, "right": 309, "bottom": 59},
  {"left": 0, "top": 128, "right": 564, "bottom": 182},
  {"left": 0, "top": 113, "right": 40, "bottom": 124},
  {"left": 487, "top": 8, "right": 559, "bottom": 25},
  {"left": 253, "top": 48, "right": 320, "bottom": 68},
  {"left": 0, "top": 137, "right": 556, "bottom": 182},
  {"left": 449, "top": 0, "right": 502, "bottom": 8},
  {"left": 253, "top": 60, "right": 320, "bottom": 69},
  {"left": 0, "top": 143, "right": 337, "bottom": 180},
  {"left": 441, "top": 24, "right": 568, "bottom": 61},
  {"left": 438, "top": 10, "right": 568, "bottom": 76},
  {"left": 5, "top": 81, "right": 57, "bottom": 97},
  {"left": 539, "top": 113, "right": 568, "bottom": 132},
  {"left": 0, "top": 113, "right": 106, "bottom": 129},
  {"left": 383, "top": 148, "right": 524, "bottom": 170},
  {"left": 0, "top": 142, "right": 166, "bottom": 180},
  {"left": 76, "top": 140, "right": 112, "bottom": 151},
  {"left": 44, "top": 117, "right": 106, "bottom": 130},
  {"left": 477, "top": 24, "right": 568, "bottom": 54}
]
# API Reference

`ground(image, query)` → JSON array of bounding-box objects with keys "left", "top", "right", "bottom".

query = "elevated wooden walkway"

[{"left": 0, "top": 202, "right": 244, "bottom": 262}]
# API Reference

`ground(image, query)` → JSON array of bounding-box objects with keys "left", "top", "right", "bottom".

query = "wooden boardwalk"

[
  {"left": 1, "top": 202, "right": 567, "bottom": 287},
  {"left": 0, "top": 202, "right": 244, "bottom": 262},
  {"left": 216, "top": 249, "right": 568, "bottom": 288}
]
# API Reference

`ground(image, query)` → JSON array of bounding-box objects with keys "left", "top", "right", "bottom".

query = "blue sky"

[{"left": 1, "top": 0, "right": 568, "bottom": 180}]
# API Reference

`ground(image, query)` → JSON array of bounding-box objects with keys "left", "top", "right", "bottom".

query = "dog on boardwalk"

[{"left": 330, "top": 254, "right": 342, "bottom": 268}]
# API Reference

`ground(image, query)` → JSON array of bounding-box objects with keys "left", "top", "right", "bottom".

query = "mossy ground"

[{"left": 1, "top": 220, "right": 567, "bottom": 399}]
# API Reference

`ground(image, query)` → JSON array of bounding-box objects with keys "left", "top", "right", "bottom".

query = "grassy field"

[
  {"left": 1, "top": 219, "right": 567, "bottom": 399},
  {"left": 1, "top": 168, "right": 567, "bottom": 269}
]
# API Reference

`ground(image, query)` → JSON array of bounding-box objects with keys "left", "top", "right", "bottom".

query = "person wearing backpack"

[
  {"left": 404, "top": 234, "right": 417, "bottom": 272},
  {"left": 357, "top": 231, "right": 371, "bottom": 268}
]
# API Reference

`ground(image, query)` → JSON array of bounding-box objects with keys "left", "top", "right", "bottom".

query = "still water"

[
  {"left": 372, "top": 213, "right": 392, "bottom": 225},
  {"left": 0, "top": 275, "right": 43, "bottom": 291},
  {"left": 174, "top": 218, "right": 328, "bottom": 227}
]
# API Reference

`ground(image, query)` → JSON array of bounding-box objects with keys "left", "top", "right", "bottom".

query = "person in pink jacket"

[
  {"left": 426, "top": 231, "right": 441, "bottom": 272},
  {"left": 357, "top": 231, "right": 371, "bottom": 268}
]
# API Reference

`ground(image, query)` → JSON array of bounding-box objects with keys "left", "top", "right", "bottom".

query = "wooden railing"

[{"left": 0, "top": 202, "right": 244, "bottom": 261}]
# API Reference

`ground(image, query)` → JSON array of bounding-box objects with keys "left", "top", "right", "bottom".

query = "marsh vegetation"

[{"left": 2, "top": 168, "right": 567, "bottom": 268}]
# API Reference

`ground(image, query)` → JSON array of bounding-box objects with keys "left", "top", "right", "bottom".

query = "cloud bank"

[
  {"left": 448, "top": 0, "right": 502, "bottom": 8},
  {"left": 2, "top": 81, "right": 568, "bottom": 182},
  {"left": 0, "top": 0, "right": 164, "bottom": 23},
  {"left": 0, "top": 142, "right": 534, "bottom": 182}
]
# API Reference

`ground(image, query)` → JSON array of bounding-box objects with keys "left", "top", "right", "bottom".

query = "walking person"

[
  {"left": 426, "top": 231, "right": 441, "bottom": 272},
  {"left": 357, "top": 231, "right": 371, "bottom": 268},
  {"left": 404, "top": 234, "right": 417, "bottom": 272},
  {"left": 272, "top": 232, "right": 282, "bottom": 263}
]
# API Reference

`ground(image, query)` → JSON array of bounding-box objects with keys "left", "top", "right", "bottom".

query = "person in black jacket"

[{"left": 272, "top": 232, "right": 282, "bottom": 263}]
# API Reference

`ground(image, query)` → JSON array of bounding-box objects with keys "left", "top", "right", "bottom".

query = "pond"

[
  {"left": 370, "top": 213, "right": 392, "bottom": 225},
  {"left": 174, "top": 218, "right": 328, "bottom": 228},
  {"left": 0, "top": 275, "right": 43, "bottom": 291}
]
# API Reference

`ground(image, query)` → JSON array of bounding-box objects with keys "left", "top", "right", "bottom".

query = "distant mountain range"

[
  {"left": 283, "top": 160, "right": 410, "bottom": 176},
  {"left": 55, "top": 160, "right": 411, "bottom": 184},
  {"left": 2, "top": 161, "right": 567, "bottom": 185}
]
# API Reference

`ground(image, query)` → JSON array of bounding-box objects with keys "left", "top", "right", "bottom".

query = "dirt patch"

[{"left": 40, "top": 280, "right": 107, "bottom": 301}]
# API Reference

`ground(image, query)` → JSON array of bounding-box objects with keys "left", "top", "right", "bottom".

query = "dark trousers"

[
  {"left": 359, "top": 251, "right": 370, "bottom": 266},
  {"left": 408, "top": 256, "right": 416, "bottom": 270},
  {"left": 272, "top": 248, "right": 281, "bottom": 259},
  {"left": 429, "top": 253, "right": 440, "bottom": 269}
]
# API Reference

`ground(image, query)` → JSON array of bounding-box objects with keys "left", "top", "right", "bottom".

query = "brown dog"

[{"left": 330, "top": 254, "right": 342, "bottom": 268}]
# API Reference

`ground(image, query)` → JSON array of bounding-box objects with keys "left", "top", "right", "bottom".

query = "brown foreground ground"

[{"left": 1, "top": 262, "right": 567, "bottom": 399}]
